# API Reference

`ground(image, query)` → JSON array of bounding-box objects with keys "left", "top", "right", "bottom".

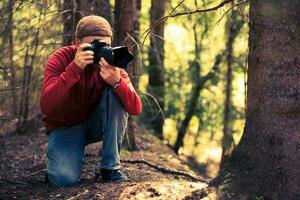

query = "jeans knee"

[{"left": 48, "top": 169, "right": 80, "bottom": 187}]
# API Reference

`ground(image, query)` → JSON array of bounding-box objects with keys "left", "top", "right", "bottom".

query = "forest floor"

[{"left": 0, "top": 119, "right": 211, "bottom": 200}]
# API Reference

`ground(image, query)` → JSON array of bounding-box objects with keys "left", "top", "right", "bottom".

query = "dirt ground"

[{"left": 0, "top": 121, "right": 209, "bottom": 200}]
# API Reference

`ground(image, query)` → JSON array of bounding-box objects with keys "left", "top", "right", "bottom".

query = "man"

[{"left": 40, "top": 15, "right": 142, "bottom": 187}]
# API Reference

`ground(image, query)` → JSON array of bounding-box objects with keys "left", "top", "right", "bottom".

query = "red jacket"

[{"left": 40, "top": 45, "right": 142, "bottom": 129}]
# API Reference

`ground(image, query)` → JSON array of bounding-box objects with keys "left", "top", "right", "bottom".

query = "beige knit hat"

[{"left": 75, "top": 15, "right": 112, "bottom": 39}]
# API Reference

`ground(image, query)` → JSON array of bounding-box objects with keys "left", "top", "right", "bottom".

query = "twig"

[
  {"left": 121, "top": 159, "right": 209, "bottom": 183},
  {"left": 210, "top": 0, "right": 249, "bottom": 30},
  {"left": 164, "top": 0, "right": 234, "bottom": 17},
  {"left": 67, "top": 190, "right": 89, "bottom": 200},
  {"left": 140, "top": 0, "right": 185, "bottom": 40},
  {"left": 18, "top": 169, "right": 47, "bottom": 180},
  {"left": 141, "top": 93, "right": 154, "bottom": 114},
  {"left": 126, "top": 32, "right": 140, "bottom": 53},
  {"left": 81, "top": 169, "right": 94, "bottom": 177},
  {"left": 141, "top": 92, "right": 166, "bottom": 123},
  {"left": 14, "top": 155, "right": 33, "bottom": 164},
  {"left": 141, "top": 0, "right": 186, "bottom": 44},
  {"left": 141, "top": 0, "right": 238, "bottom": 44},
  {"left": 0, "top": 86, "right": 20, "bottom": 91},
  {"left": 170, "top": 0, "right": 186, "bottom": 15},
  {"left": 0, "top": 117, "right": 15, "bottom": 121},
  {"left": 0, "top": 178, "right": 28, "bottom": 186},
  {"left": 0, "top": 169, "right": 47, "bottom": 187}
]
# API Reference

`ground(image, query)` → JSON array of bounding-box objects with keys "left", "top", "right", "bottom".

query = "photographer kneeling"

[{"left": 40, "top": 15, "right": 142, "bottom": 187}]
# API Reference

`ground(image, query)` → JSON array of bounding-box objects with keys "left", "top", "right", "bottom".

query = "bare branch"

[
  {"left": 0, "top": 117, "right": 15, "bottom": 121},
  {"left": 0, "top": 87, "right": 20, "bottom": 91},
  {"left": 141, "top": 0, "right": 249, "bottom": 44},
  {"left": 141, "top": 0, "right": 186, "bottom": 44},
  {"left": 141, "top": 92, "right": 166, "bottom": 123},
  {"left": 211, "top": 0, "right": 248, "bottom": 30}
]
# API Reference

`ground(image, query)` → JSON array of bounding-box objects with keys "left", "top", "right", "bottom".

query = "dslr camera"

[{"left": 84, "top": 39, "right": 134, "bottom": 69}]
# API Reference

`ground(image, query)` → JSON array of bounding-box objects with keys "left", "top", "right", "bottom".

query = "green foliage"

[
  {"left": 0, "top": 0, "right": 63, "bottom": 114},
  {"left": 141, "top": 0, "right": 249, "bottom": 175}
]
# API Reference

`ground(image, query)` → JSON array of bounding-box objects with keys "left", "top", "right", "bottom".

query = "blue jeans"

[{"left": 47, "top": 88, "right": 128, "bottom": 187}]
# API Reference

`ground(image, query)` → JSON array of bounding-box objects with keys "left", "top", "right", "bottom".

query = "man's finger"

[
  {"left": 84, "top": 60, "right": 93, "bottom": 65},
  {"left": 78, "top": 43, "right": 92, "bottom": 51},
  {"left": 79, "top": 51, "right": 94, "bottom": 56},
  {"left": 100, "top": 66, "right": 108, "bottom": 73},
  {"left": 100, "top": 71, "right": 107, "bottom": 79},
  {"left": 100, "top": 58, "right": 113, "bottom": 69},
  {"left": 101, "top": 57, "right": 109, "bottom": 65},
  {"left": 83, "top": 55, "right": 94, "bottom": 60}
]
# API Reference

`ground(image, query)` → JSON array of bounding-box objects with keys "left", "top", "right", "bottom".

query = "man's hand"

[
  {"left": 99, "top": 58, "right": 121, "bottom": 86},
  {"left": 74, "top": 43, "right": 94, "bottom": 69}
]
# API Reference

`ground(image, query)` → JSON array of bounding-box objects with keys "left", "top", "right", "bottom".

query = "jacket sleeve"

[
  {"left": 113, "top": 69, "right": 142, "bottom": 115},
  {"left": 40, "top": 50, "right": 83, "bottom": 115}
]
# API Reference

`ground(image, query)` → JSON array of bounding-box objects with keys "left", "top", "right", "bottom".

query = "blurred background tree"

[{"left": 144, "top": 0, "right": 168, "bottom": 139}]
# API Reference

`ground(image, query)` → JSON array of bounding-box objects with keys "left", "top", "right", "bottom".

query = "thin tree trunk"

[
  {"left": 173, "top": 18, "right": 222, "bottom": 153},
  {"left": 62, "top": 0, "right": 112, "bottom": 45},
  {"left": 16, "top": 29, "right": 39, "bottom": 134},
  {"left": 220, "top": 11, "right": 244, "bottom": 168},
  {"left": 98, "top": 0, "right": 113, "bottom": 25},
  {"left": 62, "top": 0, "right": 81, "bottom": 45},
  {"left": 147, "top": 0, "right": 167, "bottom": 139},
  {"left": 78, "top": 0, "right": 113, "bottom": 25},
  {"left": 8, "top": 0, "right": 17, "bottom": 115},
  {"left": 174, "top": 54, "right": 223, "bottom": 154},
  {"left": 192, "top": 116, "right": 204, "bottom": 157},
  {"left": 62, "top": 0, "right": 75, "bottom": 46},
  {"left": 114, "top": 0, "right": 140, "bottom": 151},
  {"left": 217, "top": 0, "right": 300, "bottom": 198},
  {"left": 17, "top": 65, "right": 32, "bottom": 134}
]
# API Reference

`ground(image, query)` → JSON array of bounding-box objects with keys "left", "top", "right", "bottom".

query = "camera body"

[{"left": 84, "top": 39, "right": 134, "bottom": 69}]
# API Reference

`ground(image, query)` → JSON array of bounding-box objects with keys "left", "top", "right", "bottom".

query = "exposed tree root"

[{"left": 121, "top": 159, "right": 209, "bottom": 183}]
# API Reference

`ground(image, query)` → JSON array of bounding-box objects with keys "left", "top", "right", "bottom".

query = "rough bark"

[
  {"left": 147, "top": 0, "right": 168, "bottom": 139},
  {"left": 114, "top": 0, "right": 140, "bottom": 151},
  {"left": 217, "top": 0, "right": 300, "bottom": 199}
]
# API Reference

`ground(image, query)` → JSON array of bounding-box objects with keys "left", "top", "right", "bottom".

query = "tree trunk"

[
  {"left": 62, "top": 0, "right": 81, "bottom": 46},
  {"left": 98, "top": 0, "right": 113, "bottom": 25},
  {"left": 192, "top": 113, "right": 204, "bottom": 157},
  {"left": 217, "top": 0, "right": 300, "bottom": 199},
  {"left": 16, "top": 29, "right": 39, "bottom": 134},
  {"left": 220, "top": 11, "right": 244, "bottom": 168},
  {"left": 173, "top": 15, "right": 220, "bottom": 154},
  {"left": 8, "top": 0, "right": 17, "bottom": 115},
  {"left": 147, "top": 0, "right": 167, "bottom": 139},
  {"left": 174, "top": 54, "right": 223, "bottom": 154},
  {"left": 17, "top": 65, "right": 32, "bottom": 134},
  {"left": 62, "top": 0, "right": 113, "bottom": 45},
  {"left": 114, "top": 0, "right": 140, "bottom": 151},
  {"left": 79, "top": 0, "right": 113, "bottom": 25}
]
